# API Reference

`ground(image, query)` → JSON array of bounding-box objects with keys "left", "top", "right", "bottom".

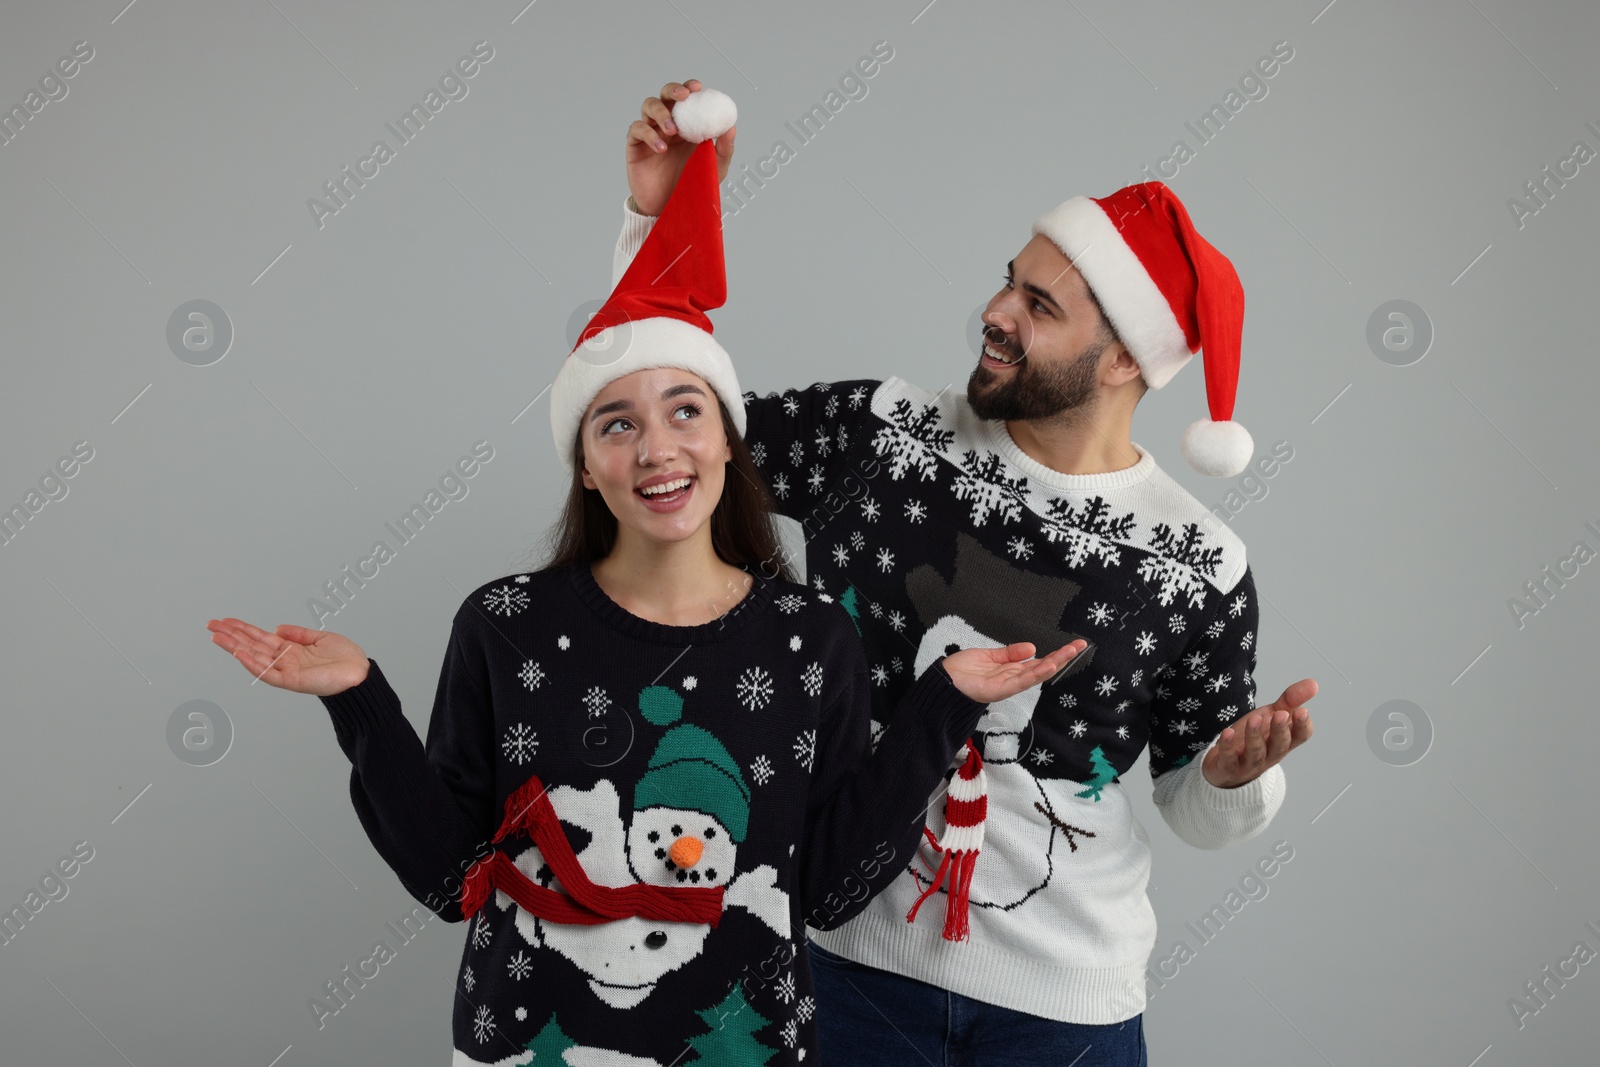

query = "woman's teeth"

[{"left": 638, "top": 477, "right": 693, "bottom": 498}]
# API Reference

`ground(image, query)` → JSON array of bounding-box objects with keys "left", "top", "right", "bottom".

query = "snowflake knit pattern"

[
  {"left": 612, "top": 196, "right": 1288, "bottom": 1026},
  {"left": 319, "top": 562, "right": 985, "bottom": 1065}
]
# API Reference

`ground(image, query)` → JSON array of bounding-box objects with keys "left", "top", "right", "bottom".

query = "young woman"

[{"left": 207, "top": 90, "right": 1084, "bottom": 1066}]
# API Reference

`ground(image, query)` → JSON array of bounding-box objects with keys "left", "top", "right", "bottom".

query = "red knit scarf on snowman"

[
  {"left": 458, "top": 773, "right": 724, "bottom": 926},
  {"left": 905, "top": 740, "right": 987, "bottom": 941}
]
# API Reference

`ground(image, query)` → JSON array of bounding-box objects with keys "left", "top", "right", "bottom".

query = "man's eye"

[{"left": 1002, "top": 276, "right": 1050, "bottom": 316}]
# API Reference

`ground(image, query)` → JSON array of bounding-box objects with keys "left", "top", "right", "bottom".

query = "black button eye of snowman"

[
  {"left": 705, "top": 827, "right": 716, "bottom": 838},
  {"left": 645, "top": 930, "right": 667, "bottom": 950},
  {"left": 945, "top": 642, "right": 961, "bottom": 656},
  {"left": 647, "top": 830, "right": 660, "bottom": 843},
  {"left": 670, "top": 824, "right": 683, "bottom": 836}
]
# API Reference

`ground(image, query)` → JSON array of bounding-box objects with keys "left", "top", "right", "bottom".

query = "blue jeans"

[{"left": 810, "top": 942, "right": 1148, "bottom": 1067}]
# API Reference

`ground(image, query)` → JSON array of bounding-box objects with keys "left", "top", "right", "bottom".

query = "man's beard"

[{"left": 967, "top": 328, "right": 1115, "bottom": 422}]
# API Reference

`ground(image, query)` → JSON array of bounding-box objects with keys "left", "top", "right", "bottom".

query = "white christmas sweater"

[{"left": 612, "top": 200, "right": 1288, "bottom": 1025}]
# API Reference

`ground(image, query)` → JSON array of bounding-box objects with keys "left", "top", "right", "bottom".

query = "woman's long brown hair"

[{"left": 530, "top": 399, "right": 798, "bottom": 584}]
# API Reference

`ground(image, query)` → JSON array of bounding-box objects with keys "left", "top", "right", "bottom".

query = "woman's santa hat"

[
  {"left": 550, "top": 88, "right": 743, "bottom": 475},
  {"left": 1032, "top": 182, "right": 1254, "bottom": 477}
]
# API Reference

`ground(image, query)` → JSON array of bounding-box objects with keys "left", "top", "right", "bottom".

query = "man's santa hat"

[
  {"left": 1032, "top": 182, "right": 1254, "bottom": 477},
  {"left": 550, "top": 88, "right": 743, "bottom": 475}
]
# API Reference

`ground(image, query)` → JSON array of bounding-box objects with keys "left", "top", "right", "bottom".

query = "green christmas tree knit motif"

[
  {"left": 1074, "top": 745, "right": 1116, "bottom": 802},
  {"left": 522, "top": 1014, "right": 576, "bottom": 1061},
  {"left": 684, "top": 984, "right": 776, "bottom": 1065},
  {"left": 838, "top": 584, "right": 863, "bottom": 636}
]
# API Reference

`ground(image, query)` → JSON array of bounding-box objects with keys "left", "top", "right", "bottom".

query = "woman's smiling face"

[{"left": 579, "top": 368, "right": 731, "bottom": 547}]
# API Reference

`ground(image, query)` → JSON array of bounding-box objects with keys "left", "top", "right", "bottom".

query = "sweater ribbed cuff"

[
  {"left": 1197, "top": 768, "right": 1269, "bottom": 809},
  {"left": 319, "top": 658, "right": 405, "bottom": 742},
  {"left": 1187, "top": 746, "right": 1285, "bottom": 812},
  {"left": 1153, "top": 748, "right": 1285, "bottom": 850},
  {"left": 919, "top": 659, "right": 990, "bottom": 747},
  {"left": 614, "top": 194, "right": 657, "bottom": 287}
]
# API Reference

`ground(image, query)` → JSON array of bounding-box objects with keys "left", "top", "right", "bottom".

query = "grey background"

[{"left": 2, "top": 0, "right": 1596, "bottom": 1063}]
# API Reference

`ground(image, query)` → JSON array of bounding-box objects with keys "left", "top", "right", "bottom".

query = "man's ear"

[{"left": 1107, "top": 347, "right": 1143, "bottom": 388}]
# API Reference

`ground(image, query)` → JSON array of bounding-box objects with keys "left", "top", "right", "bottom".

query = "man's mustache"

[{"left": 982, "top": 325, "right": 1024, "bottom": 364}]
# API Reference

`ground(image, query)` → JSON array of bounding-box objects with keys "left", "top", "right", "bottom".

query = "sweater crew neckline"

[
  {"left": 973, "top": 415, "right": 1156, "bottom": 493},
  {"left": 568, "top": 562, "right": 775, "bottom": 645}
]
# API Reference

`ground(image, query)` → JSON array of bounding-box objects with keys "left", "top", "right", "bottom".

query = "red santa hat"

[
  {"left": 1032, "top": 182, "right": 1253, "bottom": 477},
  {"left": 550, "top": 89, "right": 742, "bottom": 475}
]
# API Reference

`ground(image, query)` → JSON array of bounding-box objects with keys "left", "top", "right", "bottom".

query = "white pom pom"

[
  {"left": 1181, "top": 419, "right": 1253, "bottom": 477},
  {"left": 671, "top": 88, "right": 737, "bottom": 143}
]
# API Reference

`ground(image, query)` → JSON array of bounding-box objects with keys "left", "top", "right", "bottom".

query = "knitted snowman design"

[
  {"left": 903, "top": 532, "right": 1126, "bottom": 932},
  {"left": 494, "top": 682, "right": 789, "bottom": 1009},
  {"left": 624, "top": 687, "right": 790, "bottom": 937}
]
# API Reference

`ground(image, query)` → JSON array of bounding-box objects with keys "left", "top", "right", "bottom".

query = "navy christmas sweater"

[{"left": 318, "top": 561, "right": 986, "bottom": 1065}]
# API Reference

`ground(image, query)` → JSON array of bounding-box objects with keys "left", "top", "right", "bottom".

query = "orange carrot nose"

[{"left": 668, "top": 836, "right": 703, "bottom": 868}]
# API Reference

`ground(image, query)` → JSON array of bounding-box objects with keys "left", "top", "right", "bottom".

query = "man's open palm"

[
  {"left": 1202, "top": 677, "right": 1317, "bottom": 788},
  {"left": 942, "top": 640, "right": 1087, "bottom": 705}
]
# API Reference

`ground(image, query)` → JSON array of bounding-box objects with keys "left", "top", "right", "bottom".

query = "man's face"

[{"left": 967, "top": 233, "right": 1119, "bottom": 421}]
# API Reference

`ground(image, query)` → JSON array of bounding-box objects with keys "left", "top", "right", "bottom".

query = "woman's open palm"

[
  {"left": 941, "top": 640, "right": 1088, "bottom": 705},
  {"left": 206, "top": 618, "right": 369, "bottom": 697}
]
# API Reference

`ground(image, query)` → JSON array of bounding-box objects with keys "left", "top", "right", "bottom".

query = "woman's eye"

[{"left": 600, "top": 404, "right": 699, "bottom": 435}]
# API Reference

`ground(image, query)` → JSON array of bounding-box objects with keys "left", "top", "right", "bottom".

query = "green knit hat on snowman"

[{"left": 633, "top": 684, "right": 752, "bottom": 843}]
